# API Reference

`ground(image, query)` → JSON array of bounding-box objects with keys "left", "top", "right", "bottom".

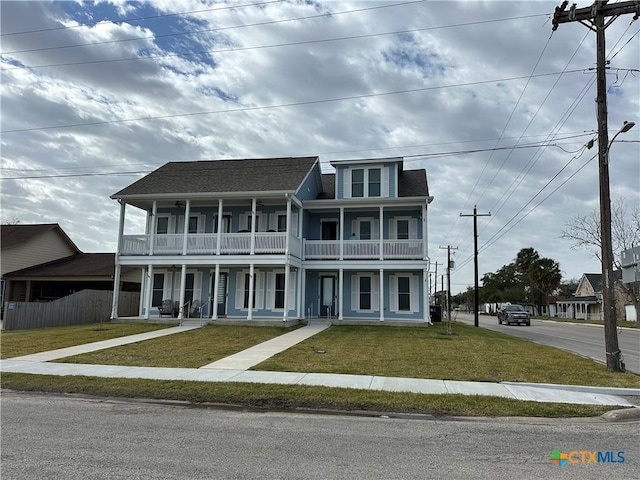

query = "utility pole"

[
  {"left": 440, "top": 245, "right": 458, "bottom": 335},
  {"left": 433, "top": 261, "right": 442, "bottom": 301},
  {"left": 553, "top": 0, "right": 638, "bottom": 372},
  {"left": 460, "top": 206, "right": 491, "bottom": 327}
]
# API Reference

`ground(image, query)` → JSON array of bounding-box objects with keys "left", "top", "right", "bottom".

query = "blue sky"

[{"left": 1, "top": 0, "right": 638, "bottom": 293}]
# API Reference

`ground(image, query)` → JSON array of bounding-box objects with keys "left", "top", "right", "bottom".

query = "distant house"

[
  {"left": 110, "top": 156, "right": 434, "bottom": 324},
  {"left": 556, "top": 271, "right": 633, "bottom": 321},
  {"left": 1, "top": 224, "right": 139, "bottom": 307}
]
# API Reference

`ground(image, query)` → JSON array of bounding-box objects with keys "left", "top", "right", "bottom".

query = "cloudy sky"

[{"left": 1, "top": 0, "right": 638, "bottom": 293}]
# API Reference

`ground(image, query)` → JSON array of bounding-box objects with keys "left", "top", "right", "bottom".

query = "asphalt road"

[
  {"left": 451, "top": 312, "right": 640, "bottom": 375},
  {"left": 1, "top": 392, "right": 638, "bottom": 480}
]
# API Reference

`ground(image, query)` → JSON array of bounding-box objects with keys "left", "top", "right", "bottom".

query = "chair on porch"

[
  {"left": 158, "top": 299, "right": 175, "bottom": 317},
  {"left": 188, "top": 299, "right": 201, "bottom": 318}
]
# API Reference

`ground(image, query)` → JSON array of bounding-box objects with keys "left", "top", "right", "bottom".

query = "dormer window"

[{"left": 348, "top": 167, "right": 384, "bottom": 198}]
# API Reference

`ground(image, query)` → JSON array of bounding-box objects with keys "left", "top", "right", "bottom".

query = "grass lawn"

[
  {"left": 254, "top": 323, "right": 640, "bottom": 388},
  {"left": 0, "top": 323, "right": 170, "bottom": 359},
  {"left": 58, "top": 325, "right": 298, "bottom": 368},
  {"left": 0, "top": 373, "right": 615, "bottom": 418}
]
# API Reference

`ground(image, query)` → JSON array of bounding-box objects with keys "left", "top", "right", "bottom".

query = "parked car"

[{"left": 498, "top": 304, "right": 531, "bottom": 326}]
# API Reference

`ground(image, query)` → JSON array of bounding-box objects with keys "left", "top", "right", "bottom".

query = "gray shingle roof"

[
  {"left": 4, "top": 253, "right": 126, "bottom": 278},
  {"left": 112, "top": 157, "right": 319, "bottom": 198}
]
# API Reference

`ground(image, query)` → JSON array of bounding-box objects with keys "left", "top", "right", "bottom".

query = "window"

[
  {"left": 277, "top": 215, "right": 287, "bottom": 232},
  {"left": 243, "top": 274, "right": 256, "bottom": 309},
  {"left": 352, "top": 169, "right": 364, "bottom": 197},
  {"left": 359, "top": 221, "right": 371, "bottom": 240},
  {"left": 398, "top": 276, "right": 410, "bottom": 311},
  {"left": 184, "top": 273, "right": 195, "bottom": 304},
  {"left": 214, "top": 215, "right": 231, "bottom": 233},
  {"left": 188, "top": 217, "right": 198, "bottom": 234},
  {"left": 397, "top": 220, "right": 409, "bottom": 240},
  {"left": 152, "top": 274, "right": 164, "bottom": 307},
  {"left": 359, "top": 276, "right": 371, "bottom": 310},
  {"left": 368, "top": 168, "right": 381, "bottom": 197},
  {"left": 274, "top": 273, "right": 285, "bottom": 308},
  {"left": 156, "top": 217, "right": 169, "bottom": 234}
]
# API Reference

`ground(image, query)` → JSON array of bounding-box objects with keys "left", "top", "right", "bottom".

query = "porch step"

[{"left": 180, "top": 319, "right": 206, "bottom": 327}]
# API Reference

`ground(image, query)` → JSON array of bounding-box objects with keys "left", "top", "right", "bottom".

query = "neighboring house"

[
  {"left": 3, "top": 253, "right": 140, "bottom": 302},
  {"left": 1, "top": 224, "right": 81, "bottom": 305},
  {"left": 110, "top": 156, "right": 433, "bottom": 324},
  {"left": 556, "top": 271, "right": 633, "bottom": 321}
]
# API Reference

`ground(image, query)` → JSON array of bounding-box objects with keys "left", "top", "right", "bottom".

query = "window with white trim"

[
  {"left": 235, "top": 271, "right": 265, "bottom": 310},
  {"left": 390, "top": 274, "right": 419, "bottom": 313},
  {"left": 156, "top": 216, "right": 169, "bottom": 234},
  {"left": 389, "top": 217, "right": 418, "bottom": 239},
  {"left": 351, "top": 274, "right": 379, "bottom": 312},
  {"left": 266, "top": 271, "right": 296, "bottom": 311},
  {"left": 346, "top": 166, "right": 388, "bottom": 198},
  {"left": 152, "top": 273, "right": 165, "bottom": 307}
]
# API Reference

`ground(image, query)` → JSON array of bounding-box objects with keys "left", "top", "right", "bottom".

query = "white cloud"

[{"left": 1, "top": 0, "right": 638, "bottom": 291}]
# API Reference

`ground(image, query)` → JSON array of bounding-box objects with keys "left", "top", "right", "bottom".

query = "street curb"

[
  {"left": 500, "top": 382, "right": 640, "bottom": 397},
  {"left": 600, "top": 406, "right": 640, "bottom": 422}
]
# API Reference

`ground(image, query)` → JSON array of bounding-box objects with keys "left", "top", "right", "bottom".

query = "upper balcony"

[
  {"left": 120, "top": 232, "right": 301, "bottom": 257},
  {"left": 119, "top": 233, "right": 424, "bottom": 260}
]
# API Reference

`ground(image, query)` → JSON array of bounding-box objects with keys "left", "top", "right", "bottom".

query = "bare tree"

[{"left": 561, "top": 198, "right": 640, "bottom": 321}]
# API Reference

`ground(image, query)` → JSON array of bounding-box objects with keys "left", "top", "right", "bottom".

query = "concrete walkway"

[{"left": 1, "top": 322, "right": 638, "bottom": 408}]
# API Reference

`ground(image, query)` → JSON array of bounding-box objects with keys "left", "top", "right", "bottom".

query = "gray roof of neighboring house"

[
  {"left": 4, "top": 253, "right": 131, "bottom": 278},
  {"left": 318, "top": 169, "right": 428, "bottom": 199},
  {"left": 1, "top": 223, "right": 80, "bottom": 252},
  {"left": 112, "top": 157, "right": 319, "bottom": 198},
  {"left": 583, "top": 271, "right": 623, "bottom": 293}
]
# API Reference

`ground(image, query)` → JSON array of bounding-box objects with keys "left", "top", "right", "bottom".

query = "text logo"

[{"left": 550, "top": 449, "right": 625, "bottom": 466}]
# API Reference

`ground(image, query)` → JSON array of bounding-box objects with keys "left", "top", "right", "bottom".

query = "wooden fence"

[{"left": 2, "top": 290, "right": 140, "bottom": 331}]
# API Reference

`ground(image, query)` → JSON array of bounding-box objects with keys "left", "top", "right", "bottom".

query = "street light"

[
  {"left": 600, "top": 120, "right": 635, "bottom": 372},
  {"left": 606, "top": 121, "right": 636, "bottom": 164}
]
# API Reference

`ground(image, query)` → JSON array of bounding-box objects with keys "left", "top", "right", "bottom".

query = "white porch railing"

[
  {"left": 120, "top": 233, "right": 297, "bottom": 256},
  {"left": 304, "top": 239, "right": 424, "bottom": 259}
]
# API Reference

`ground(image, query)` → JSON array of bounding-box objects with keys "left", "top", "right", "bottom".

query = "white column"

[
  {"left": 379, "top": 268, "right": 384, "bottom": 322},
  {"left": 379, "top": 206, "right": 384, "bottom": 261},
  {"left": 338, "top": 268, "right": 344, "bottom": 320},
  {"left": 216, "top": 199, "right": 223, "bottom": 255},
  {"left": 111, "top": 201, "right": 126, "bottom": 320},
  {"left": 149, "top": 201, "right": 157, "bottom": 255},
  {"left": 422, "top": 202, "right": 428, "bottom": 260},
  {"left": 424, "top": 268, "right": 431, "bottom": 324},
  {"left": 248, "top": 264, "right": 255, "bottom": 320},
  {"left": 250, "top": 198, "right": 257, "bottom": 255},
  {"left": 212, "top": 264, "right": 220, "bottom": 320},
  {"left": 339, "top": 207, "right": 344, "bottom": 260},
  {"left": 178, "top": 264, "right": 187, "bottom": 321},
  {"left": 182, "top": 199, "right": 190, "bottom": 255},
  {"left": 296, "top": 267, "right": 303, "bottom": 319},
  {"left": 145, "top": 264, "right": 154, "bottom": 319},
  {"left": 283, "top": 263, "right": 290, "bottom": 322},
  {"left": 301, "top": 269, "right": 307, "bottom": 321},
  {"left": 285, "top": 194, "right": 292, "bottom": 255},
  {"left": 139, "top": 267, "right": 146, "bottom": 316},
  {"left": 110, "top": 264, "right": 121, "bottom": 320}
]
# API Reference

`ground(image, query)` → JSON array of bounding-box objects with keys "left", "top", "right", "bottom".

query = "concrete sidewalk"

[{"left": 1, "top": 322, "right": 638, "bottom": 408}]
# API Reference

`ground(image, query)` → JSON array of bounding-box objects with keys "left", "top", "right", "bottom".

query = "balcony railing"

[
  {"left": 120, "top": 233, "right": 297, "bottom": 256},
  {"left": 304, "top": 239, "right": 424, "bottom": 260},
  {"left": 120, "top": 234, "right": 424, "bottom": 260}
]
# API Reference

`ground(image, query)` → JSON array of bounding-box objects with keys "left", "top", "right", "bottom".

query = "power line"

[
  {"left": 1, "top": 0, "right": 426, "bottom": 55},
  {"left": 2, "top": 14, "right": 551, "bottom": 72},
  {"left": 0, "top": 69, "right": 586, "bottom": 135},
  {"left": 0, "top": 0, "right": 285, "bottom": 37}
]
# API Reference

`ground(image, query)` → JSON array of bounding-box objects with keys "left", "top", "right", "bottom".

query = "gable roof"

[
  {"left": 579, "top": 271, "right": 623, "bottom": 294},
  {"left": 112, "top": 157, "right": 319, "bottom": 199},
  {"left": 4, "top": 253, "right": 124, "bottom": 278},
  {"left": 1, "top": 223, "right": 80, "bottom": 252}
]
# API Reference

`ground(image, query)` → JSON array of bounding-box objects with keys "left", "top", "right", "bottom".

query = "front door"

[
  {"left": 321, "top": 221, "right": 338, "bottom": 240},
  {"left": 320, "top": 275, "right": 336, "bottom": 317},
  {"left": 210, "top": 272, "right": 228, "bottom": 316}
]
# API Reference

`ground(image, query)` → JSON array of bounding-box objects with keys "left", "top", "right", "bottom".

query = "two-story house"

[{"left": 110, "top": 156, "right": 433, "bottom": 325}]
